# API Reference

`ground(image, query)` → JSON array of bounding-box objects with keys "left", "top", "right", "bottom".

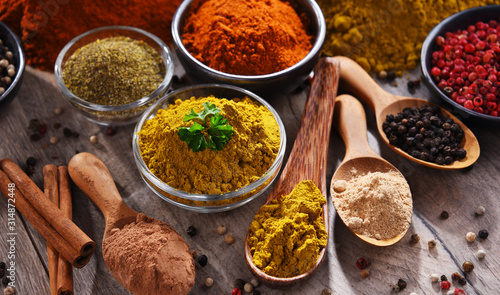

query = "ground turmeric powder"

[
  {"left": 248, "top": 180, "right": 327, "bottom": 278},
  {"left": 138, "top": 95, "right": 280, "bottom": 195},
  {"left": 317, "top": 0, "right": 497, "bottom": 74}
]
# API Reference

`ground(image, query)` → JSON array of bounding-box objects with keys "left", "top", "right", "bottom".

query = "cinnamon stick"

[
  {"left": 0, "top": 159, "right": 95, "bottom": 267},
  {"left": 57, "top": 166, "right": 74, "bottom": 295},
  {"left": 43, "top": 165, "right": 59, "bottom": 295},
  {"left": 0, "top": 170, "right": 82, "bottom": 266}
]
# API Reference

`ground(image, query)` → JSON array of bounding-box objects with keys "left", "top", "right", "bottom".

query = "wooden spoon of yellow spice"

[
  {"left": 68, "top": 152, "right": 195, "bottom": 295},
  {"left": 336, "top": 56, "right": 480, "bottom": 170},
  {"left": 331, "top": 94, "right": 412, "bottom": 247},
  {"left": 244, "top": 57, "right": 340, "bottom": 287}
]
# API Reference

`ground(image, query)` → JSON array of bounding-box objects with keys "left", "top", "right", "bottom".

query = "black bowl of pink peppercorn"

[
  {"left": 0, "top": 21, "right": 25, "bottom": 109},
  {"left": 421, "top": 5, "right": 500, "bottom": 125}
]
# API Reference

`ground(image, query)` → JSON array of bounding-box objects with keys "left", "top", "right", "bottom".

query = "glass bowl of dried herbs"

[
  {"left": 55, "top": 26, "right": 174, "bottom": 125},
  {"left": 132, "top": 84, "right": 286, "bottom": 213}
]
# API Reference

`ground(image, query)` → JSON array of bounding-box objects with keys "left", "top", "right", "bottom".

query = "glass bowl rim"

[
  {"left": 132, "top": 83, "right": 287, "bottom": 202},
  {"left": 54, "top": 25, "right": 174, "bottom": 112}
]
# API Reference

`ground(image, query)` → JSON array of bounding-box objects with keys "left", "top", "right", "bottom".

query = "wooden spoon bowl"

[
  {"left": 244, "top": 57, "right": 339, "bottom": 287},
  {"left": 336, "top": 56, "right": 480, "bottom": 170},
  {"left": 331, "top": 95, "right": 412, "bottom": 246}
]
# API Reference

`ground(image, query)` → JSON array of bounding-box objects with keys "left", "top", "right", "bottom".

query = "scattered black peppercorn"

[
  {"left": 252, "top": 290, "right": 261, "bottom": 295},
  {"left": 382, "top": 105, "right": 466, "bottom": 165},
  {"left": 478, "top": 229, "right": 489, "bottom": 239},
  {"left": 28, "top": 119, "right": 41, "bottom": 131},
  {"left": 25, "top": 165, "right": 36, "bottom": 176},
  {"left": 197, "top": 254, "right": 208, "bottom": 267},
  {"left": 72, "top": 130, "right": 80, "bottom": 138},
  {"left": 0, "top": 262, "right": 5, "bottom": 270},
  {"left": 458, "top": 277, "right": 467, "bottom": 285},
  {"left": 407, "top": 78, "right": 421, "bottom": 94},
  {"left": 63, "top": 127, "right": 73, "bottom": 138},
  {"left": 186, "top": 226, "right": 197, "bottom": 237},
  {"left": 440, "top": 275, "right": 447, "bottom": 282},
  {"left": 397, "top": 279, "right": 407, "bottom": 290},
  {"left": 2, "top": 276, "right": 10, "bottom": 286},
  {"left": 30, "top": 133, "right": 42, "bottom": 142},
  {"left": 53, "top": 122, "right": 61, "bottom": 129},
  {"left": 410, "top": 233, "right": 420, "bottom": 244},
  {"left": 440, "top": 211, "right": 449, "bottom": 219},
  {"left": 386, "top": 71, "right": 396, "bottom": 81},
  {"left": 233, "top": 279, "right": 245, "bottom": 290},
  {"left": 0, "top": 269, "right": 4, "bottom": 278},
  {"left": 26, "top": 157, "right": 37, "bottom": 167}
]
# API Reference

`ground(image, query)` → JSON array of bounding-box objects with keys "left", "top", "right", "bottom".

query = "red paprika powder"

[
  {"left": 182, "top": 0, "right": 312, "bottom": 76},
  {"left": 0, "top": 0, "right": 183, "bottom": 71}
]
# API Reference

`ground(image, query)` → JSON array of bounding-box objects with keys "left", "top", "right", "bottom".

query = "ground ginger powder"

[
  {"left": 332, "top": 170, "right": 412, "bottom": 240},
  {"left": 248, "top": 180, "right": 327, "bottom": 278},
  {"left": 317, "top": 0, "right": 497, "bottom": 74},
  {"left": 138, "top": 96, "right": 280, "bottom": 194}
]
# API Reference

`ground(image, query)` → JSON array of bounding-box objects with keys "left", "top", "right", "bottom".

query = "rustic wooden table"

[{"left": 0, "top": 54, "right": 498, "bottom": 295}]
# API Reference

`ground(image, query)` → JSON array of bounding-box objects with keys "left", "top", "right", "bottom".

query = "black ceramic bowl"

[
  {"left": 171, "top": 0, "right": 325, "bottom": 97},
  {"left": 0, "top": 21, "right": 25, "bottom": 108},
  {"left": 421, "top": 5, "right": 500, "bottom": 125}
]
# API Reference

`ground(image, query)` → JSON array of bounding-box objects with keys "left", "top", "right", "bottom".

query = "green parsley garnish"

[{"left": 178, "top": 102, "right": 234, "bottom": 152}]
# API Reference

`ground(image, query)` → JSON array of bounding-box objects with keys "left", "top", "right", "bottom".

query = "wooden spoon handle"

[
  {"left": 336, "top": 56, "right": 397, "bottom": 113},
  {"left": 68, "top": 152, "right": 134, "bottom": 223},
  {"left": 334, "top": 95, "right": 379, "bottom": 161},
  {"left": 269, "top": 57, "right": 340, "bottom": 198}
]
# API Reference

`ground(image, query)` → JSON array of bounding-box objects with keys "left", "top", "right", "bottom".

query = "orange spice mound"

[
  {"left": 0, "top": 0, "right": 182, "bottom": 71},
  {"left": 182, "top": 0, "right": 312, "bottom": 76}
]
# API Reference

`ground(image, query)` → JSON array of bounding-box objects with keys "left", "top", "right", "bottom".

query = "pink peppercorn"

[
  {"left": 430, "top": 19, "right": 500, "bottom": 117},
  {"left": 231, "top": 288, "right": 242, "bottom": 295},
  {"left": 454, "top": 288, "right": 466, "bottom": 295},
  {"left": 440, "top": 280, "right": 451, "bottom": 290}
]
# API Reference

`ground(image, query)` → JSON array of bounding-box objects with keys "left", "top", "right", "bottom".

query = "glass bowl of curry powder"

[
  {"left": 132, "top": 84, "right": 286, "bottom": 213},
  {"left": 55, "top": 26, "right": 174, "bottom": 126}
]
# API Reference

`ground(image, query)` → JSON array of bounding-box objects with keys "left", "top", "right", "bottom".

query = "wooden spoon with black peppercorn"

[
  {"left": 336, "top": 56, "right": 480, "bottom": 170},
  {"left": 331, "top": 94, "right": 412, "bottom": 247},
  {"left": 244, "top": 57, "right": 339, "bottom": 287}
]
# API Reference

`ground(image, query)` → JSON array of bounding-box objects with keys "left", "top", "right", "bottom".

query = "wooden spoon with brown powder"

[
  {"left": 68, "top": 152, "right": 195, "bottom": 295},
  {"left": 331, "top": 94, "right": 413, "bottom": 247}
]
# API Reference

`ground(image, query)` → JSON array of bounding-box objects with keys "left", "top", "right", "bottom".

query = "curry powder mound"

[
  {"left": 318, "top": 0, "right": 497, "bottom": 74},
  {"left": 138, "top": 96, "right": 280, "bottom": 195},
  {"left": 248, "top": 180, "right": 327, "bottom": 278}
]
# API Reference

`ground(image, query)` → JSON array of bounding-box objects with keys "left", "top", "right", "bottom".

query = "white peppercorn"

[
  {"left": 476, "top": 205, "right": 485, "bottom": 216},
  {"left": 54, "top": 107, "right": 62, "bottom": 115},
  {"left": 430, "top": 274, "right": 440, "bottom": 282},
  {"left": 90, "top": 135, "right": 98, "bottom": 144},
  {"left": 5, "top": 51, "right": 13, "bottom": 60},
  {"left": 360, "top": 269, "right": 369, "bottom": 278},
  {"left": 217, "top": 225, "right": 227, "bottom": 235},
  {"left": 204, "top": 277, "right": 214, "bottom": 287},
  {"left": 476, "top": 249, "right": 486, "bottom": 259},
  {"left": 50, "top": 137, "right": 59, "bottom": 144},
  {"left": 428, "top": 239, "right": 437, "bottom": 248},
  {"left": 466, "top": 232, "right": 476, "bottom": 242},
  {"left": 225, "top": 235, "right": 235, "bottom": 245},
  {"left": 243, "top": 282, "right": 253, "bottom": 292},
  {"left": 250, "top": 278, "right": 260, "bottom": 288}
]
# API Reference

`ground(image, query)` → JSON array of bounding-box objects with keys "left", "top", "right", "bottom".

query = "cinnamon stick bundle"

[{"left": 0, "top": 159, "right": 95, "bottom": 268}]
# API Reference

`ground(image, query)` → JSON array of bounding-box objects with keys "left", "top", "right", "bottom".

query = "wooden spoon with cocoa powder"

[
  {"left": 331, "top": 94, "right": 412, "bottom": 247},
  {"left": 68, "top": 152, "right": 195, "bottom": 295}
]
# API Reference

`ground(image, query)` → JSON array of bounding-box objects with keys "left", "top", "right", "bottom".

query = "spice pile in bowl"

[
  {"left": 428, "top": 17, "right": 500, "bottom": 117},
  {"left": 182, "top": 0, "right": 311, "bottom": 76},
  {"left": 55, "top": 26, "right": 174, "bottom": 125},
  {"left": 133, "top": 84, "right": 286, "bottom": 212},
  {"left": 0, "top": 38, "right": 16, "bottom": 96}
]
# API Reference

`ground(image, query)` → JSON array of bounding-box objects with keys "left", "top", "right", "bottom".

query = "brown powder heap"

[
  {"left": 332, "top": 170, "right": 412, "bottom": 240},
  {"left": 182, "top": 0, "right": 312, "bottom": 75},
  {"left": 102, "top": 213, "right": 195, "bottom": 295}
]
